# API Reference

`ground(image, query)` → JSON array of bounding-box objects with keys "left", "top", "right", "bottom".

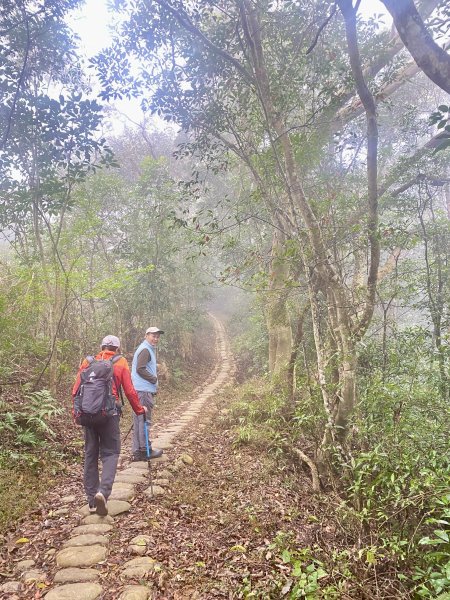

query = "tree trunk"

[
  {"left": 267, "top": 231, "right": 293, "bottom": 379},
  {"left": 334, "top": 347, "right": 357, "bottom": 445},
  {"left": 47, "top": 286, "right": 61, "bottom": 395}
]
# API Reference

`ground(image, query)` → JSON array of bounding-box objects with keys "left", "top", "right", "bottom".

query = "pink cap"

[{"left": 101, "top": 335, "right": 120, "bottom": 348}]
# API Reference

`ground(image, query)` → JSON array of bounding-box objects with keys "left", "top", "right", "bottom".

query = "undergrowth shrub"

[
  {"left": 225, "top": 323, "right": 450, "bottom": 597},
  {"left": 225, "top": 373, "right": 327, "bottom": 454},
  {"left": 0, "top": 389, "right": 63, "bottom": 465},
  {"left": 228, "top": 304, "right": 268, "bottom": 381},
  {"left": 350, "top": 326, "right": 450, "bottom": 596},
  {"left": 225, "top": 378, "right": 287, "bottom": 450},
  {"left": 0, "top": 389, "right": 68, "bottom": 532}
]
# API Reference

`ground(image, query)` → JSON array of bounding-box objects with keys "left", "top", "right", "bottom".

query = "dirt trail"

[{"left": 0, "top": 314, "right": 237, "bottom": 600}]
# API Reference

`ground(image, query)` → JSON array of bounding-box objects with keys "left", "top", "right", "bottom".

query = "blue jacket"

[{"left": 131, "top": 340, "right": 157, "bottom": 393}]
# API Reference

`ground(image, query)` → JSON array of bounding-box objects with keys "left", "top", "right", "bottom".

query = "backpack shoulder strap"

[
  {"left": 75, "top": 356, "right": 95, "bottom": 396},
  {"left": 79, "top": 355, "right": 95, "bottom": 375},
  {"left": 110, "top": 354, "right": 124, "bottom": 405}
]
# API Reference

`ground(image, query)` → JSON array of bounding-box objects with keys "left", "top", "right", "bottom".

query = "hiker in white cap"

[{"left": 131, "top": 327, "right": 165, "bottom": 461}]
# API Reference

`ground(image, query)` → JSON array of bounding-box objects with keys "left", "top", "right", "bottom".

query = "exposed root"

[{"left": 292, "top": 447, "right": 322, "bottom": 492}]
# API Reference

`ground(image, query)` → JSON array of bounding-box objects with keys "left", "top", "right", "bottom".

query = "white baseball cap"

[
  {"left": 145, "top": 327, "right": 164, "bottom": 334},
  {"left": 101, "top": 335, "right": 120, "bottom": 347}
]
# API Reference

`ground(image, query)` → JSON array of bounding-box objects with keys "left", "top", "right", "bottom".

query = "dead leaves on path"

[{"left": 1, "top": 399, "right": 315, "bottom": 599}]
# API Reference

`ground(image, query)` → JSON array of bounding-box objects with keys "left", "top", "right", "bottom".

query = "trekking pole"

[
  {"left": 143, "top": 415, "right": 154, "bottom": 496},
  {"left": 122, "top": 422, "right": 133, "bottom": 444}
]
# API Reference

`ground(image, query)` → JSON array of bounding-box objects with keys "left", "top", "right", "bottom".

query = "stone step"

[{"left": 45, "top": 582, "right": 103, "bottom": 600}]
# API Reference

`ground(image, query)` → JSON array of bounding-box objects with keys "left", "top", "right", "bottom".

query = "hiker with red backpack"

[{"left": 72, "top": 335, "right": 147, "bottom": 516}]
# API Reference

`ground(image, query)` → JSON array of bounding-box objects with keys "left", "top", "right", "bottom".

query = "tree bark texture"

[
  {"left": 380, "top": 0, "right": 450, "bottom": 94},
  {"left": 267, "top": 231, "right": 293, "bottom": 377}
]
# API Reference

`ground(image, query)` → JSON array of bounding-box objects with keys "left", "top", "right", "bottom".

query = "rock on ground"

[
  {"left": 56, "top": 545, "right": 107, "bottom": 568},
  {"left": 54, "top": 567, "right": 99, "bottom": 583},
  {"left": 44, "top": 582, "right": 103, "bottom": 600}
]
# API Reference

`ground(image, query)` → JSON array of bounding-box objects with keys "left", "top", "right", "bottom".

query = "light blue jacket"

[{"left": 131, "top": 339, "right": 157, "bottom": 393}]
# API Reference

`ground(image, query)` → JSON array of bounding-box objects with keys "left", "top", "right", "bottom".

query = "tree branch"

[
  {"left": 149, "top": 0, "right": 254, "bottom": 84},
  {"left": 291, "top": 447, "right": 322, "bottom": 492},
  {"left": 380, "top": 0, "right": 450, "bottom": 94},
  {"left": 1, "top": 0, "right": 30, "bottom": 150},
  {"left": 332, "top": 0, "right": 443, "bottom": 128},
  {"left": 337, "top": 0, "right": 380, "bottom": 340},
  {"left": 306, "top": 3, "right": 338, "bottom": 55}
]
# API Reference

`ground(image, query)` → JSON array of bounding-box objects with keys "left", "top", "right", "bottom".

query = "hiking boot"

[
  {"left": 88, "top": 503, "right": 96, "bottom": 514},
  {"left": 132, "top": 450, "right": 147, "bottom": 462},
  {"left": 132, "top": 448, "right": 163, "bottom": 461},
  {"left": 94, "top": 491, "right": 108, "bottom": 516},
  {"left": 148, "top": 447, "right": 163, "bottom": 459}
]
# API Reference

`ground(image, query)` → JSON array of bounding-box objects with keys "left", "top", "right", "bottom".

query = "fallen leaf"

[
  {"left": 281, "top": 579, "right": 293, "bottom": 595},
  {"left": 229, "top": 544, "right": 246, "bottom": 553}
]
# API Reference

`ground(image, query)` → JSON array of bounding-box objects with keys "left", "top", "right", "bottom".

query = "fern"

[
  {"left": 0, "top": 412, "right": 17, "bottom": 433},
  {"left": 24, "top": 389, "right": 63, "bottom": 437},
  {"left": 0, "top": 389, "right": 62, "bottom": 448},
  {"left": 17, "top": 429, "right": 40, "bottom": 446}
]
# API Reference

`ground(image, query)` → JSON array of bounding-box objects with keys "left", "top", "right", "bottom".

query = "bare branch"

[
  {"left": 378, "top": 248, "right": 401, "bottom": 281},
  {"left": 292, "top": 447, "right": 322, "bottom": 492},
  {"left": 149, "top": 0, "right": 254, "bottom": 84},
  {"left": 306, "top": 3, "right": 337, "bottom": 55},
  {"left": 1, "top": 0, "right": 30, "bottom": 150}
]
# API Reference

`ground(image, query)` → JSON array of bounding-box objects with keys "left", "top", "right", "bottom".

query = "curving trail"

[
  {"left": 150, "top": 313, "right": 234, "bottom": 450},
  {"left": 0, "top": 314, "right": 234, "bottom": 600}
]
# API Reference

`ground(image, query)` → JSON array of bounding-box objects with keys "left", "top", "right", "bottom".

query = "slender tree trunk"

[
  {"left": 47, "top": 284, "right": 62, "bottom": 394},
  {"left": 334, "top": 343, "right": 357, "bottom": 445},
  {"left": 287, "top": 303, "right": 308, "bottom": 405},
  {"left": 267, "top": 231, "right": 293, "bottom": 378}
]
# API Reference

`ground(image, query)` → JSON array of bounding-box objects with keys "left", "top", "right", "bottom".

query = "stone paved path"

[{"left": 1, "top": 314, "right": 234, "bottom": 600}]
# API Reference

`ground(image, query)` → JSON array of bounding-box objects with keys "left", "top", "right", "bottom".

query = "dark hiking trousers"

[
  {"left": 132, "top": 391, "right": 154, "bottom": 453},
  {"left": 83, "top": 415, "right": 120, "bottom": 505}
]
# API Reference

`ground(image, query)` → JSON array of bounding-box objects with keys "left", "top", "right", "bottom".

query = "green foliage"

[
  {"left": 224, "top": 320, "right": 450, "bottom": 597},
  {"left": 1, "top": 0, "right": 83, "bottom": 139},
  {"left": 357, "top": 327, "right": 449, "bottom": 452},
  {"left": 346, "top": 325, "right": 450, "bottom": 594},
  {"left": 0, "top": 150, "right": 209, "bottom": 364},
  {"left": 272, "top": 541, "right": 330, "bottom": 599},
  {"left": 429, "top": 105, "right": 450, "bottom": 153},
  {"left": 348, "top": 447, "right": 449, "bottom": 531},
  {"left": 237, "top": 531, "right": 341, "bottom": 599},
  {"left": 0, "top": 386, "right": 69, "bottom": 532},
  {"left": 1, "top": 0, "right": 115, "bottom": 228},
  {"left": 0, "top": 389, "right": 63, "bottom": 463},
  {"left": 413, "top": 494, "right": 450, "bottom": 598},
  {"left": 0, "top": 265, "right": 50, "bottom": 381},
  {"left": 226, "top": 379, "right": 286, "bottom": 450},
  {"left": 229, "top": 299, "right": 268, "bottom": 380}
]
